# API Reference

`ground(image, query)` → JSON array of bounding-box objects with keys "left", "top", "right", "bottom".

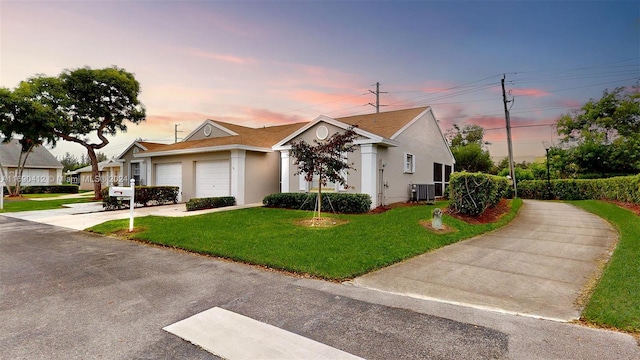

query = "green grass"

[
  {"left": 90, "top": 199, "right": 522, "bottom": 280},
  {"left": 0, "top": 197, "right": 96, "bottom": 212},
  {"left": 22, "top": 193, "right": 71, "bottom": 198},
  {"left": 569, "top": 200, "right": 640, "bottom": 332}
]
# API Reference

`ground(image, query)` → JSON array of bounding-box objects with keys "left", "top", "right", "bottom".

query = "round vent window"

[
  {"left": 316, "top": 125, "right": 329, "bottom": 140},
  {"left": 203, "top": 124, "right": 212, "bottom": 137}
]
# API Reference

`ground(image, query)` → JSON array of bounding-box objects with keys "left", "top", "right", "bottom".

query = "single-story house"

[
  {"left": 117, "top": 106, "right": 455, "bottom": 208},
  {"left": 67, "top": 159, "right": 123, "bottom": 191},
  {"left": 0, "top": 139, "right": 63, "bottom": 186}
]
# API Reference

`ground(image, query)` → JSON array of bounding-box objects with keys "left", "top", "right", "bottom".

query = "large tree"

[
  {"left": 0, "top": 83, "right": 59, "bottom": 196},
  {"left": 290, "top": 126, "right": 358, "bottom": 220},
  {"left": 447, "top": 124, "right": 493, "bottom": 173},
  {"left": 556, "top": 87, "right": 640, "bottom": 176},
  {"left": 25, "top": 66, "right": 146, "bottom": 198}
]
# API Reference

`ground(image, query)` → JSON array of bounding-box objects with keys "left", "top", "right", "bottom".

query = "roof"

[
  {"left": 335, "top": 107, "right": 429, "bottom": 138},
  {"left": 71, "top": 159, "right": 121, "bottom": 174},
  {"left": 0, "top": 139, "right": 63, "bottom": 169},
  {"left": 135, "top": 106, "right": 432, "bottom": 157},
  {"left": 137, "top": 121, "right": 308, "bottom": 156}
]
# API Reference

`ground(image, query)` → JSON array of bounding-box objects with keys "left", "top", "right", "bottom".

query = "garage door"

[
  {"left": 155, "top": 163, "right": 182, "bottom": 202},
  {"left": 195, "top": 160, "right": 230, "bottom": 198},
  {"left": 23, "top": 169, "right": 50, "bottom": 185}
]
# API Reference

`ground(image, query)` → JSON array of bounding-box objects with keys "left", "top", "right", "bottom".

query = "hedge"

[
  {"left": 448, "top": 172, "right": 512, "bottom": 216},
  {"left": 263, "top": 192, "right": 372, "bottom": 214},
  {"left": 186, "top": 196, "right": 236, "bottom": 211},
  {"left": 519, "top": 175, "right": 640, "bottom": 203},
  {"left": 102, "top": 186, "right": 179, "bottom": 210},
  {"left": 20, "top": 185, "right": 79, "bottom": 194}
]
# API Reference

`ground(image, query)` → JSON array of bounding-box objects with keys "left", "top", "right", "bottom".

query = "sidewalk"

[
  {"left": 2, "top": 201, "right": 263, "bottom": 230},
  {"left": 351, "top": 200, "right": 618, "bottom": 321}
]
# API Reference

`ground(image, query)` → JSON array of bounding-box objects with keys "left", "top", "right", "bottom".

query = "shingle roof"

[
  {"left": 334, "top": 107, "right": 428, "bottom": 138},
  {"left": 139, "top": 121, "right": 308, "bottom": 154},
  {"left": 0, "top": 140, "right": 63, "bottom": 168},
  {"left": 71, "top": 159, "right": 121, "bottom": 174}
]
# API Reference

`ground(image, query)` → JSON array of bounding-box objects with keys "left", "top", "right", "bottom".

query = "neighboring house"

[
  {"left": 116, "top": 106, "right": 455, "bottom": 208},
  {"left": 67, "top": 159, "right": 123, "bottom": 191},
  {"left": 274, "top": 106, "right": 455, "bottom": 207},
  {"left": 0, "top": 139, "right": 63, "bottom": 186}
]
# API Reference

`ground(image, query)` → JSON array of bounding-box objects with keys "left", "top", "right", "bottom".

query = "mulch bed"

[
  {"left": 607, "top": 200, "right": 640, "bottom": 216},
  {"left": 445, "top": 199, "right": 512, "bottom": 225}
]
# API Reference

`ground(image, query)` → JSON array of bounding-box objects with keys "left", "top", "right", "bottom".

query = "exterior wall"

[
  {"left": 78, "top": 166, "right": 122, "bottom": 191},
  {"left": 381, "top": 110, "right": 455, "bottom": 204},
  {"left": 2, "top": 167, "right": 62, "bottom": 186},
  {"left": 120, "top": 145, "right": 151, "bottom": 186},
  {"left": 244, "top": 151, "right": 279, "bottom": 203}
]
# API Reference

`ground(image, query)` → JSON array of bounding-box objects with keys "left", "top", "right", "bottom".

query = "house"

[
  {"left": 273, "top": 106, "right": 455, "bottom": 207},
  {"left": 67, "top": 159, "right": 123, "bottom": 191},
  {"left": 0, "top": 139, "right": 63, "bottom": 186},
  {"left": 116, "top": 106, "right": 455, "bottom": 208}
]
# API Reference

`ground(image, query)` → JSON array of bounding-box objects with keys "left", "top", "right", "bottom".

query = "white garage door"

[
  {"left": 195, "top": 160, "right": 230, "bottom": 198},
  {"left": 22, "top": 169, "right": 50, "bottom": 185},
  {"left": 155, "top": 163, "right": 182, "bottom": 202}
]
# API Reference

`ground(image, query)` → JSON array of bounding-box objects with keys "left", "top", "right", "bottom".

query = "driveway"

[{"left": 352, "top": 200, "right": 617, "bottom": 321}]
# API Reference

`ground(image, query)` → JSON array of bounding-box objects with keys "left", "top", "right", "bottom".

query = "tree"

[
  {"left": 289, "top": 126, "right": 358, "bottom": 220},
  {"left": 556, "top": 87, "right": 640, "bottom": 176},
  {"left": 447, "top": 124, "right": 493, "bottom": 173},
  {"left": 24, "top": 66, "right": 145, "bottom": 199},
  {"left": 0, "top": 83, "right": 59, "bottom": 196},
  {"left": 59, "top": 152, "right": 80, "bottom": 173}
]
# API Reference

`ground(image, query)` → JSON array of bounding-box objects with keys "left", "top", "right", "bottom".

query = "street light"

[{"left": 542, "top": 141, "right": 551, "bottom": 200}]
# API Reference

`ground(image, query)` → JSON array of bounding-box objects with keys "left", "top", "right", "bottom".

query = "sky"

[{"left": 1, "top": 0, "right": 638, "bottom": 162}]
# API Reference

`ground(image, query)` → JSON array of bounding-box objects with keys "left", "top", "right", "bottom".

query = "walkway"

[{"left": 351, "top": 200, "right": 617, "bottom": 321}]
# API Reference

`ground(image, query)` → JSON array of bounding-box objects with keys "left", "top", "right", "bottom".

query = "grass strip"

[
  {"left": 90, "top": 199, "right": 521, "bottom": 280},
  {"left": 569, "top": 200, "right": 640, "bottom": 333}
]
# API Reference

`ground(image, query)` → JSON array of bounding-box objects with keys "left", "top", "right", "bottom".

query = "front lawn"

[
  {"left": 569, "top": 200, "right": 640, "bottom": 333},
  {"left": 90, "top": 199, "right": 521, "bottom": 280},
  {"left": 0, "top": 197, "right": 96, "bottom": 212}
]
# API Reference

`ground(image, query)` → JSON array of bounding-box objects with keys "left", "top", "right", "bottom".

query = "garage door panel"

[
  {"left": 195, "top": 160, "right": 229, "bottom": 198},
  {"left": 155, "top": 163, "right": 182, "bottom": 202}
]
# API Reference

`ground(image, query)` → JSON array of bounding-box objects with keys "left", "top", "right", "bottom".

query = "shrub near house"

[{"left": 101, "top": 186, "right": 179, "bottom": 210}]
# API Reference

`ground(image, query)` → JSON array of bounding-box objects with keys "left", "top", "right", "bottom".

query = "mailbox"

[{"left": 109, "top": 186, "right": 134, "bottom": 198}]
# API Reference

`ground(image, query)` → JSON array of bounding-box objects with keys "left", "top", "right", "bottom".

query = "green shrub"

[
  {"left": 102, "top": 186, "right": 179, "bottom": 210},
  {"left": 263, "top": 192, "right": 371, "bottom": 214},
  {"left": 448, "top": 172, "right": 512, "bottom": 216},
  {"left": 21, "top": 185, "right": 79, "bottom": 194},
  {"left": 186, "top": 196, "right": 236, "bottom": 211},
  {"left": 519, "top": 175, "right": 640, "bottom": 203}
]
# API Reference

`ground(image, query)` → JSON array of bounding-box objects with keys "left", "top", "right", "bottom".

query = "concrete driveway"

[{"left": 352, "top": 200, "right": 617, "bottom": 321}]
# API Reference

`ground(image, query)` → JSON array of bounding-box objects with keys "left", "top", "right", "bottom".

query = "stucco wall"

[
  {"left": 245, "top": 151, "right": 279, "bottom": 203},
  {"left": 186, "top": 123, "right": 234, "bottom": 141}
]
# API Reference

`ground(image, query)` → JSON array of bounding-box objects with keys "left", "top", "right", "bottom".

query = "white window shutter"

[{"left": 299, "top": 171, "right": 308, "bottom": 191}]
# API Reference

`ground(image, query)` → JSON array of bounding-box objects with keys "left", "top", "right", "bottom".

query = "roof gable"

[
  {"left": 0, "top": 140, "right": 63, "bottom": 168},
  {"left": 183, "top": 119, "right": 239, "bottom": 141}
]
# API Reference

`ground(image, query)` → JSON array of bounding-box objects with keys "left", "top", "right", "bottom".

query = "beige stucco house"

[
  {"left": 67, "top": 159, "right": 123, "bottom": 191},
  {"left": 0, "top": 140, "right": 63, "bottom": 186},
  {"left": 116, "top": 106, "right": 455, "bottom": 208}
]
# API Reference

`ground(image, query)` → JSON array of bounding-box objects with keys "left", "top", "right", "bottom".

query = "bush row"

[
  {"left": 102, "top": 186, "right": 179, "bottom": 210},
  {"left": 186, "top": 196, "right": 236, "bottom": 211},
  {"left": 448, "top": 172, "right": 512, "bottom": 216},
  {"left": 14, "top": 185, "right": 79, "bottom": 194},
  {"left": 263, "top": 192, "right": 372, "bottom": 214},
  {"left": 518, "top": 175, "right": 640, "bottom": 203}
]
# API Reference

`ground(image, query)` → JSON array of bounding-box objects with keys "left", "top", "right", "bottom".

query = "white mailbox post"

[
  {"left": 109, "top": 179, "right": 136, "bottom": 231},
  {"left": 0, "top": 178, "right": 4, "bottom": 210}
]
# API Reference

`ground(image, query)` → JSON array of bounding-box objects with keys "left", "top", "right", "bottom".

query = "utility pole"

[
  {"left": 501, "top": 75, "right": 517, "bottom": 198},
  {"left": 174, "top": 124, "right": 183, "bottom": 143},
  {"left": 368, "top": 82, "right": 387, "bottom": 113}
]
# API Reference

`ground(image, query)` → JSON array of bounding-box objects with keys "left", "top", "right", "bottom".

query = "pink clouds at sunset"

[{"left": 184, "top": 48, "right": 258, "bottom": 65}]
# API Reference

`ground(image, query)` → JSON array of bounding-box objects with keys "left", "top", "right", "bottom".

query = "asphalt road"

[{"left": 1, "top": 216, "right": 638, "bottom": 359}]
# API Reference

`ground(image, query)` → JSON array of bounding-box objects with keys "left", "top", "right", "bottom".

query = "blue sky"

[{"left": 1, "top": 0, "right": 638, "bottom": 161}]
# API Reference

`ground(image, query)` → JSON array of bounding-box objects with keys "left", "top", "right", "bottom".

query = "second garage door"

[
  {"left": 195, "top": 160, "right": 230, "bottom": 198},
  {"left": 155, "top": 163, "right": 182, "bottom": 202}
]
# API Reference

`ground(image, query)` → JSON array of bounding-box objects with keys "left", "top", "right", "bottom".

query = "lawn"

[
  {"left": 0, "top": 197, "right": 96, "bottom": 212},
  {"left": 569, "top": 200, "right": 640, "bottom": 333},
  {"left": 90, "top": 199, "right": 522, "bottom": 280}
]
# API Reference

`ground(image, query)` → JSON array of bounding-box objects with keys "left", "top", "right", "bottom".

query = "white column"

[
  {"left": 280, "top": 150, "right": 290, "bottom": 193},
  {"left": 231, "top": 149, "right": 246, "bottom": 204},
  {"left": 360, "top": 144, "right": 377, "bottom": 209}
]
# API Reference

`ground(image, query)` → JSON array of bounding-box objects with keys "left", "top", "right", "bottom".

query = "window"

[
  {"left": 131, "top": 162, "right": 140, "bottom": 185},
  {"left": 404, "top": 153, "right": 415, "bottom": 174}
]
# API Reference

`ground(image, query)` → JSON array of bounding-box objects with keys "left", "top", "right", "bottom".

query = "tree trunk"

[
  {"left": 10, "top": 144, "right": 35, "bottom": 197},
  {"left": 86, "top": 147, "right": 103, "bottom": 200}
]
